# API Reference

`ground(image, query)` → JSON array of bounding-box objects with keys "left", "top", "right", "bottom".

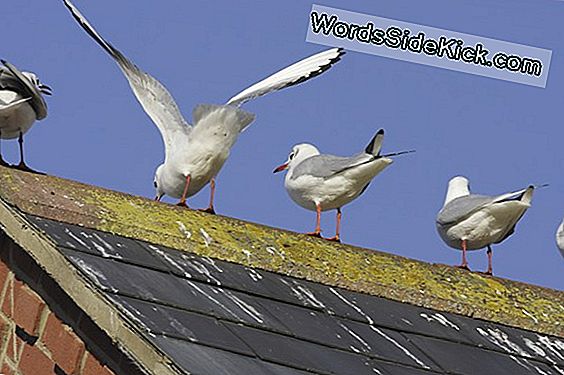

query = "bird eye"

[
  {"left": 153, "top": 181, "right": 157, "bottom": 188},
  {"left": 289, "top": 153, "right": 295, "bottom": 160}
]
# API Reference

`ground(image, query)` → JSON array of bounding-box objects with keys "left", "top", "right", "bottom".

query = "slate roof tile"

[
  {"left": 224, "top": 321, "right": 378, "bottom": 375},
  {"left": 407, "top": 334, "right": 558, "bottom": 375},
  {"left": 152, "top": 335, "right": 272, "bottom": 375},
  {"left": 13, "top": 215, "right": 564, "bottom": 375},
  {"left": 29, "top": 216, "right": 166, "bottom": 270},
  {"left": 107, "top": 295, "right": 255, "bottom": 356}
]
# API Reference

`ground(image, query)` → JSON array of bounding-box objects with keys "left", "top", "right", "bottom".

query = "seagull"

[
  {"left": 273, "top": 130, "right": 414, "bottom": 242},
  {"left": 0, "top": 60, "right": 52, "bottom": 171},
  {"left": 62, "top": 0, "right": 345, "bottom": 213},
  {"left": 436, "top": 176, "right": 540, "bottom": 275},
  {"left": 557, "top": 219, "right": 564, "bottom": 258}
]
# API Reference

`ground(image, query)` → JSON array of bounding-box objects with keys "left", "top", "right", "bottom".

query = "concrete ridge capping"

[{"left": 0, "top": 166, "right": 562, "bottom": 337}]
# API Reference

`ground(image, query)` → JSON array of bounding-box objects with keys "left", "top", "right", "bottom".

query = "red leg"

[
  {"left": 484, "top": 246, "right": 493, "bottom": 275},
  {"left": 198, "top": 178, "right": 216, "bottom": 214},
  {"left": 327, "top": 208, "right": 342, "bottom": 242},
  {"left": 306, "top": 203, "right": 322, "bottom": 238},
  {"left": 176, "top": 175, "right": 191, "bottom": 207},
  {"left": 456, "top": 239, "right": 470, "bottom": 271}
]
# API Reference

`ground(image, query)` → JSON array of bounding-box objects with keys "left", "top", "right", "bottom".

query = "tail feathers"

[
  {"left": 520, "top": 185, "right": 535, "bottom": 205},
  {"left": 498, "top": 183, "right": 547, "bottom": 205},
  {"left": 380, "top": 149, "right": 416, "bottom": 158},
  {"left": 365, "top": 129, "right": 384, "bottom": 156}
]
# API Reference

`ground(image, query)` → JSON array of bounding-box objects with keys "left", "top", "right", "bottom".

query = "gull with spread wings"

[{"left": 62, "top": 0, "right": 344, "bottom": 213}]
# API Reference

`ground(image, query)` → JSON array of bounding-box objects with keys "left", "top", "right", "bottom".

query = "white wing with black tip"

[
  {"left": 226, "top": 48, "right": 345, "bottom": 107},
  {"left": 62, "top": 0, "right": 191, "bottom": 155}
]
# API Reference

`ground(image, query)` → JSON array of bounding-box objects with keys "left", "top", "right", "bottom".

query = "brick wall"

[{"left": 0, "top": 258, "right": 115, "bottom": 375}]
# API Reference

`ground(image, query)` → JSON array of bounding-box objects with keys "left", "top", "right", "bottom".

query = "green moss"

[{"left": 0, "top": 166, "right": 563, "bottom": 336}]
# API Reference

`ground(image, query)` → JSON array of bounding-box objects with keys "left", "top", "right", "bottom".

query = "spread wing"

[
  {"left": 226, "top": 48, "right": 345, "bottom": 107},
  {"left": 62, "top": 0, "right": 191, "bottom": 153}
]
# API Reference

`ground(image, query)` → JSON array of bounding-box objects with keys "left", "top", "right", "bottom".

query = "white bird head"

[
  {"left": 153, "top": 164, "right": 165, "bottom": 201},
  {"left": 557, "top": 219, "right": 564, "bottom": 255},
  {"left": 273, "top": 143, "right": 320, "bottom": 174},
  {"left": 444, "top": 176, "right": 471, "bottom": 206},
  {"left": 22, "top": 71, "right": 52, "bottom": 96}
]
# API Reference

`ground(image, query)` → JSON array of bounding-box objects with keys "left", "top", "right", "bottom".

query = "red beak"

[{"left": 273, "top": 163, "right": 288, "bottom": 173}]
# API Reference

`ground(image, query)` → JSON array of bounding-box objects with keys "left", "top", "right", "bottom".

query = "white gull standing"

[
  {"left": 274, "top": 129, "right": 413, "bottom": 242},
  {"left": 556, "top": 219, "right": 564, "bottom": 258},
  {"left": 62, "top": 0, "right": 344, "bottom": 213},
  {"left": 0, "top": 60, "right": 52, "bottom": 171},
  {"left": 436, "top": 176, "right": 541, "bottom": 275}
]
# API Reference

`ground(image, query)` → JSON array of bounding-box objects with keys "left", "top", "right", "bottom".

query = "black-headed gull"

[
  {"left": 0, "top": 60, "right": 51, "bottom": 171},
  {"left": 557, "top": 219, "right": 564, "bottom": 258},
  {"left": 274, "top": 130, "right": 413, "bottom": 242},
  {"left": 436, "top": 176, "right": 539, "bottom": 275},
  {"left": 62, "top": 0, "right": 344, "bottom": 213}
]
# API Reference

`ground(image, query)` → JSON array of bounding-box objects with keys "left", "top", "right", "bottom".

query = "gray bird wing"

[
  {"left": 437, "top": 187, "right": 531, "bottom": 226},
  {"left": 62, "top": 0, "right": 191, "bottom": 156},
  {"left": 291, "top": 153, "right": 373, "bottom": 180},
  {"left": 437, "top": 195, "right": 496, "bottom": 226},
  {"left": 0, "top": 61, "right": 48, "bottom": 120}
]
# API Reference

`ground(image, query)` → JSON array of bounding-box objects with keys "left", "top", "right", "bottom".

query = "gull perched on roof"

[
  {"left": 557, "top": 219, "right": 564, "bottom": 258},
  {"left": 62, "top": 0, "right": 345, "bottom": 213},
  {"left": 274, "top": 130, "right": 413, "bottom": 242},
  {"left": 436, "top": 176, "right": 540, "bottom": 275},
  {"left": 0, "top": 60, "right": 52, "bottom": 172}
]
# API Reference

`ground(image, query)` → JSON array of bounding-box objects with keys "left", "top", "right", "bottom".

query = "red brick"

[
  {"left": 0, "top": 259, "right": 10, "bottom": 291},
  {"left": 82, "top": 353, "right": 115, "bottom": 375},
  {"left": 5, "top": 331, "right": 24, "bottom": 363},
  {"left": 1, "top": 362, "right": 15, "bottom": 375},
  {"left": 2, "top": 279, "right": 44, "bottom": 334},
  {"left": 42, "top": 313, "right": 84, "bottom": 374},
  {"left": 19, "top": 344, "right": 53, "bottom": 375}
]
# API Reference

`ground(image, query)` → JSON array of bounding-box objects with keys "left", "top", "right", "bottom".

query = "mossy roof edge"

[{"left": 0, "top": 166, "right": 562, "bottom": 337}]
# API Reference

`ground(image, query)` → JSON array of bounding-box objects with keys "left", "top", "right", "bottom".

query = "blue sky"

[{"left": 4, "top": 0, "right": 563, "bottom": 290}]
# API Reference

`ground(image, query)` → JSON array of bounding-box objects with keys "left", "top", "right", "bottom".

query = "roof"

[{"left": 0, "top": 165, "right": 563, "bottom": 375}]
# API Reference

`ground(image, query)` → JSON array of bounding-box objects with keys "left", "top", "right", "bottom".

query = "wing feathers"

[
  {"left": 226, "top": 48, "right": 345, "bottom": 107},
  {"left": 0, "top": 60, "right": 48, "bottom": 120},
  {"left": 437, "top": 186, "right": 535, "bottom": 226},
  {"left": 0, "top": 98, "right": 31, "bottom": 114},
  {"left": 62, "top": 0, "right": 191, "bottom": 153}
]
